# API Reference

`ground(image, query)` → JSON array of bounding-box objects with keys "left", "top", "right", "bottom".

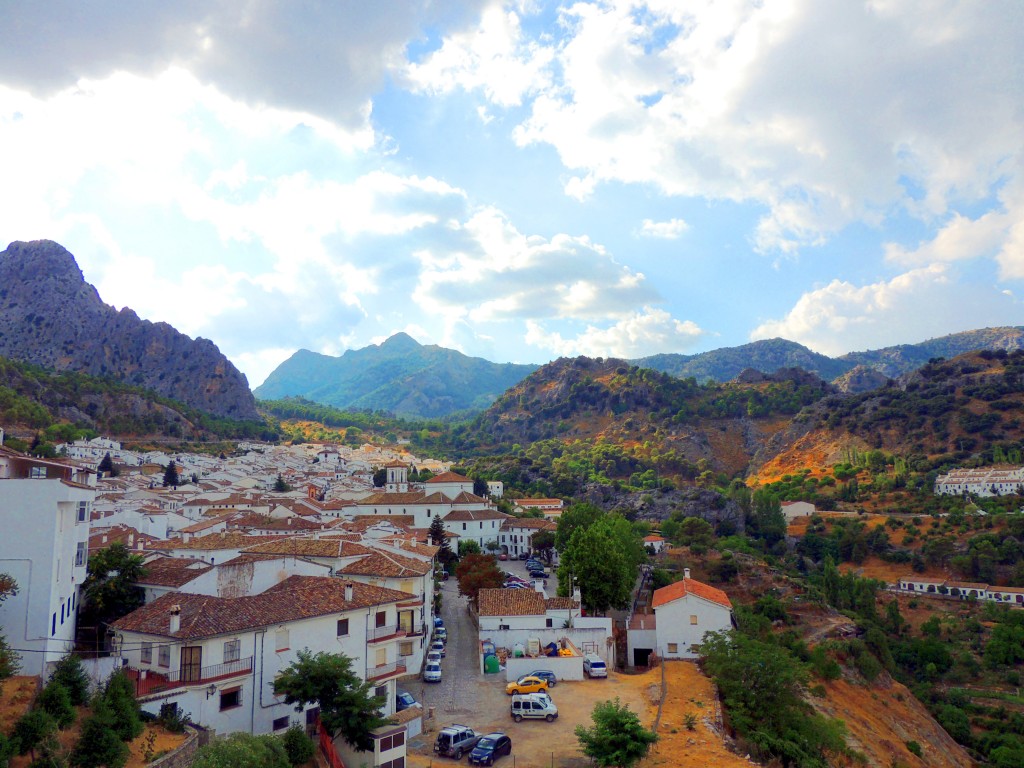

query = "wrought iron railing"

[
  {"left": 127, "top": 656, "right": 253, "bottom": 697},
  {"left": 366, "top": 623, "right": 406, "bottom": 642},
  {"left": 366, "top": 660, "right": 406, "bottom": 681}
]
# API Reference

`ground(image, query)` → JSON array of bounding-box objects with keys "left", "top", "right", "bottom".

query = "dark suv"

[
  {"left": 434, "top": 725, "right": 482, "bottom": 759},
  {"left": 527, "top": 669, "right": 557, "bottom": 687}
]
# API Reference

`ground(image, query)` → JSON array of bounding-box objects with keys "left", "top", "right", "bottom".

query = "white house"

[
  {"left": 0, "top": 446, "right": 96, "bottom": 676},
  {"left": 498, "top": 517, "right": 556, "bottom": 559},
  {"left": 642, "top": 570, "right": 732, "bottom": 661},
  {"left": 111, "top": 577, "right": 416, "bottom": 741},
  {"left": 934, "top": 466, "right": 1024, "bottom": 497},
  {"left": 781, "top": 500, "right": 817, "bottom": 521}
]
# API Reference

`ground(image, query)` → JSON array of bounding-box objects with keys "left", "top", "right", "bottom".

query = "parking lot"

[{"left": 403, "top": 565, "right": 658, "bottom": 767}]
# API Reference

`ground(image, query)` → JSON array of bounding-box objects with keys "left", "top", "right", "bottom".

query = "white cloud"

[
  {"left": 638, "top": 218, "right": 689, "bottom": 239},
  {"left": 751, "top": 265, "right": 1023, "bottom": 355},
  {"left": 421, "top": 0, "right": 1024, "bottom": 257},
  {"left": 403, "top": 4, "right": 553, "bottom": 108},
  {"left": 885, "top": 211, "right": 1010, "bottom": 266},
  {"left": 526, "top": 307, "right": 704, "bottom": 359}
]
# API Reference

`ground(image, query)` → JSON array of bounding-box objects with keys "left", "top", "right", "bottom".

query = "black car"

[
  {"left": 528, "top": 568, "right": 548, "bottom": 579},
  {"left": 469, "top": 732, "right": 512, "bottom": 766},
  {"left": 527, "top": 669, "right": 557, "bottom": 687}
]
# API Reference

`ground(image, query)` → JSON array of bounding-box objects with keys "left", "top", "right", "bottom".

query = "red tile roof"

[
  {"left": 242, "top": 538, "right": 374, "bottom": 558},
  {"left": 652, "top": 578, "right": 732, "bottom": 610},
  {"left": 426, "top": 471, "right": 471, "bottom": 483},
  {"left": 136, "top": 557, "right": 212, "bottom": 587},
  {"left": 442, "top": 508, "right": 508, "bottom": 522},
  {"left": 111, "top": 576, "right": 412, "bottom": 639},
  {"left": 478, "top": 588, "right": 546, "bottom": 617},
  {"left": 337, "top": 551, "right": 432, "bottom": 578}
]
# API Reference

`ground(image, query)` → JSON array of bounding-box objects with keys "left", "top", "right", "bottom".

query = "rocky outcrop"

[
  {"left": 0, "top": 240, "right": 259, "bottom": 420},
  {"left": 833, "top": 365, "right": 890, "bottom": 394}
]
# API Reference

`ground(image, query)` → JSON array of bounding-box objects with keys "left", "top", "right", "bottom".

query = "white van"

[
  {"left": 583, "top": 654, "right": 607, "bottom": 678},
  {"left": 510, "top": 695, "right": 558, "bottom": 722}
]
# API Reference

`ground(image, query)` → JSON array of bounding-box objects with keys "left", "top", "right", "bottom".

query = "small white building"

[
  {"left": 781, "top": 501, "right": 816, "bottom": 521},
  {"left": 628, "top": 569, "right": 732, "bottom": 663}
]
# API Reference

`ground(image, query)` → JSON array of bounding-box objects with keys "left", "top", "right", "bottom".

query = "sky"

[{"left": 1, "top": 1, "right": 1022, "bottom": 389}]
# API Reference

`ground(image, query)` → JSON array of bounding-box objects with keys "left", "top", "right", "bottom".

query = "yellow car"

[{"left": 506, "top": 675, "right": 550, "bottom": 695}]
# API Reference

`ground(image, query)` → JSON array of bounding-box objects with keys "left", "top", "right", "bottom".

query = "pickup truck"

[{"left": 434, "top": 725, "right": 482, "bottom": 759}]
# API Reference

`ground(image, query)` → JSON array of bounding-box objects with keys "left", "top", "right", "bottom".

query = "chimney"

[
  {"left": 684, "top": 568, "right": 691, "bottom": 580},
  {"left": 345, "top": 582, "right": 354, "bottom": 601},
  {"left": 169, "top": 605, "right": 181, "bottom": 634},
  {"left": 534, "top": 580, "right": 544, "bottom": 593}
]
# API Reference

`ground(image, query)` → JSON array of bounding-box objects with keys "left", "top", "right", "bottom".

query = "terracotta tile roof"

[
  {"left": 988, "top": 586, "right": 1024, "bottom": 593},
  {"left": 501, "top": 518, "right": 556, "bottom": 531},
  {"left": 442, "top": 508, "right": 508, "bottom": 522},
  {"left": 228, "top": 513, "right": 324, "bottom": 532},
  {"left": 341, "top": 516, "right": 417, "bottom": 532},
  {"left": 652, "top": 578, "right": 732, "bottom": 610},
  {"left": 544, "top": 597, "right": 579, "bottom": 611},
  {"left": 337, "top": 551, "right": 432, "bottom": 578},
  {"left": 359, "top": 491, "right": 447, "bottom": 505},
  {"left": 179, "top": 514, "right": 233, "bottom": 533},
  {"left": 515, "top": 498, "right": 563, "bottom": 506},
  {"left": 384, "top": 460, "right": 409, "bottom": 468},
  {"left": 150, "top": 533, "right": 282, "bottom": 551},
  {"left": 381, "top": 538, "right": 439, "bottom": 558},
  {"left": 899, "top": 576, "right": 946, "bottom": 584},
  {"left": 111, "top": 576, "right": 412, "bottom": 639},
  {"left": 426, "top": 471, "right": 471, "bottom": 483},
  {"left": 451, "top": 491, "right": 490, "bottom": 504},
  {"left": 643, "top": 535, "right": 665, "bottom": 542},
  {"left": 242, "top": 538, "right": 374, "bottom": 558},
  {"left": 478, "top": 588, "right": 546, "bottom": 617},
  {"left": 136, "top": 557, "right": 212, "bottom": 587},
  {"left": 87, "top": 525, "right": 159, "bottom": 552},
  {"left": 946, "top": 581, "right": 989, "bottom": 590}
]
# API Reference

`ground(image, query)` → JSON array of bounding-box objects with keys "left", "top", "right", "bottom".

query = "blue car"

[
  {"left": 396, "top": 692, "right": 418, "bottom": 711},
  {"left": 469, "top": 733, "right": 512, "bottom": 766}
]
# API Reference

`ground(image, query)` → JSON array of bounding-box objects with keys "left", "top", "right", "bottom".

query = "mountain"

[
  {"left": 0, "top": 240, "right": 259, "bottom": 420},
  {"left": 839, "top": 326, "right": 1024, "bottom": 377},
  {"left": 255, "top": 333, "right": 539, "bottom": 418},
  {"left": 634, "top": 338, "right": 851, "bottom": 382}
]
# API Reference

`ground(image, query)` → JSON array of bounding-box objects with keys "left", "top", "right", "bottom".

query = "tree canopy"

[
  {"left": 162, "top": 460, "right": 180, "bottom": 487},
  {"left": 575, "top": 698, "right": 657, "bottom": 768},
  {"left": 273, "top": 650, "right": 388, "bottom": 751},
  {"left": 192, "top": 733, "right": 290, "bottom": 768},
  {"left": 455, "top": 553, "right": 505, "bottom": 604},
  {"left": 80, "top": 544, "right": 147, "bottom": 627},
  {"left": 557, "top": 513, "right": 644, "bottom": 614},
  {"left": 554, "top": 502, "right": 603, "bottom": 553}
]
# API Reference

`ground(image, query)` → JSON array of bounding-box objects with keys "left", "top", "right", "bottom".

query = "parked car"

[
  {"left": 469, "top": 732, "right": 512, "bottom": 766},
  {"left": 435, "top": 626, "right": 448, "bottom": 642},
  {"left": 527, "top": 670, "right": 557, "bottom": 687},
  {"left": 396, "top": 691, "right": 418, "bottom": 712},
  {"left": 528, "top": 569, "right": 549, "bottom": 579},
  {"left": 510, "top": 695, "right": 558, "bottom": 722},
  {"left": 498, "top": 553, "right": 508, "bottom": 561},
  {"left": 525, "top": 559, "right": 543, "bottom": 568},
  {"left": 431, "top": 639, "right": 446, "bottom": 657},
  {"left": 583, "top": 654, "right": 607, "bottom": 678},
  {"left": 518, "top": 552, "right": 531, "bottom": 560},
  {"left": 423, "top": 661, "right": 442, "bottom": 682},
  {"left": 427, "top": 650, "right": 442, "bottom": 664},
  {"left": 434, "top": 725, "right": 482, "bottom": 759},
  {"left": 433, "top": 616, "right": 445, "bottom": 628},
  {"left": 505, "top": 675, "right": 550, "bottom": 695}
]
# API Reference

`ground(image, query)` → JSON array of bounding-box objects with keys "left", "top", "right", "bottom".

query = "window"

[
  {"left": 77, "top": 501, "right": 89, "bottom": 522},
  {"left": 276, "top": 627, "right": 290, "bottom": 651},
  {"left": 219, "top": 687, "right": 242, "bottom": 711},
  {"left": 375, "top": 685, "right": 387, "bottom": 698},
  {"left": 545, "top": 618, "right": 553, "bottom": 628},
  {"left": 337, "top": 618, "right": 349, "bottom": 637},
  {"left": 667, "top": 643, "right": 678, "bottom": 654},
  {"left": 376, "top": 611, "right": 386, "bottom": 628},
  {"left": 690, "top": 615, "right": 698, "bottom": 625},
  {"left": 399, "top": 641, "right": 413, "bottom": 657},
  {"left": 273, "top": 716, "right": 290, "bottom": 731},
  {"left": 75, "top": 542, "right": 87, "bottom": 567},
  {"left": 375, "top": 647, "right": 387, "bottom": 666},
  {"left": 380, "top": 758, "right": 406, "bottom": 768},
  {"left": 61, "top": 603, "right": 65, "bottom": 624},
  {"left": 31, "top": 466, "right": 47, "bottom": 479},
  {"left": 462, "top": 523, "right": 466, "bottom": 531},
  {"left": 158, "top": 645, "right": 170, "bottom": 667},
  {"left": 51, "top": 613, "right": 56, "bottom": 636},
  {"left": 378, "top": 733, "right": 405, "bottom": 752},
  {"left": 141, "top": 643, "right": 152, "bottom": 664},
  {"left": 223, "top": 639, "right": 241, "bottom": 663}
]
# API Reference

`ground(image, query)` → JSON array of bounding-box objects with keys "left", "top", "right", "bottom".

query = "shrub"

[
  {"left": 14, "top": 710, "right": 56, "bottom": 757},
  {"left": 37, "top": 681, "right": 76, "bottom": 728},
  {"left": 50, "top": 654, "right": 91, "bottom": 705},
  {"left": 104, "top": 671, "right": 143, "bottom": 741},
  {"left": 158, "top": 702, "right": 192, "bottom": 733},
  {"left": 906, "top": 740, "right": 922, "bottom": 757},
  {"left": 282, "top": 725, "right": 315, "bottom": 766}
]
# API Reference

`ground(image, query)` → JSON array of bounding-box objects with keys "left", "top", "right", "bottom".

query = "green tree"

[
  {"left": 558, "top": 514, "right": 642, "bottom": 614},
  {"left": 750, "top": 490, "right": 786, "bottom": 545},
  {"left": 273, "top": 474, "right": 292, "bottom": 492},
  {"left": 574, "top": 698, "right": 657, "bottom": 768},
  {"left": 531, "top": 530, "right": 556, "bottom": 562},
  {"left": 281, "top": 725, "right": 315, "bottom": 766},
  {"left": 429, "top": 516, "right": 457, "bottom": 571},
  {"left": 104, "top": 670, "right": 143, "bottom": 741},
  {"left": 81, "top": 544, "right": 147, "bottom": 626},
  {"left": 674, "top": 517, "right": 716, "bottom": 549},
  {"left": 273, "top": 650, "right": 388, "bottom": 752},
  {"left": 162, "top": 460, "right": 180, "bottom": 487},
  {"left": 97, "top": 452, "right": 118, "bottom": 477},
  {"left": 192, "top": 733, "right": 289, "bottom": 768},
  {"left": 372, "top": 467, "right": 387, "bottom": 487},
  {"left": 0, "top": 573, "right": 19, "bottom": 681},
  {"left": 555, "top": 502, "right": 603, "bottom": 553},
  {"left": 455, "top": 554, "right": 505, "bottom": 605},
  {"left": 457, "top": 539, "right": 482, "bottom": 557},
  {"left": 14, "top": 710, "right": 56, "bottom": 760},
  {"left": 37, "top": 681, "right": 75, "bottom": 729},
  {"left": 50, "top": 654, "right": 91, "bottom": 706}
]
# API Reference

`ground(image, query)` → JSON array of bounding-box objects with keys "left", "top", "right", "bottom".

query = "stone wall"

[{"left": 146, "top": 726, "right": 202, "bottom": 768}]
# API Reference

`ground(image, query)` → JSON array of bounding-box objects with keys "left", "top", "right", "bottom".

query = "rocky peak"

[{"left": 0, "top": 240, "right": 259, "bottom": 421}]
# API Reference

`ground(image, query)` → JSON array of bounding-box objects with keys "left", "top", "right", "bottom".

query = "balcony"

[
  {"left": 366, "top": 660, "right": 406, "bottom": 682},
  {"left": 404, "top": 622, "right": 427, "bottom": 638},
  {"left": 366, "top": 623, "right": 406, "bottom": 643},
  {"left": 126, "top": 656, "right": 253, "bottom": 698}
]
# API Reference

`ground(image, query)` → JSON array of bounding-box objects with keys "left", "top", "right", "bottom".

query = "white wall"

[{"left": 655, "top": 596, "right": 732, "bottom": 659}]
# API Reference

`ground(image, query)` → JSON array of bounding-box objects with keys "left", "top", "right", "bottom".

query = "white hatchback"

[{"left": 423, "top": 661, "right": 442, "bottom": 682}]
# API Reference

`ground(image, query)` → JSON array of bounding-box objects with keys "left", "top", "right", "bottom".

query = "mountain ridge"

[{"left": 0, "top": 240, "right": 259, "bottom": 420}]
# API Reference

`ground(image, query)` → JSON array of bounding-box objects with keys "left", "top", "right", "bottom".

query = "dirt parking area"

[{"left": 408, "top": 670, "right": 659, "bottom": 768}]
